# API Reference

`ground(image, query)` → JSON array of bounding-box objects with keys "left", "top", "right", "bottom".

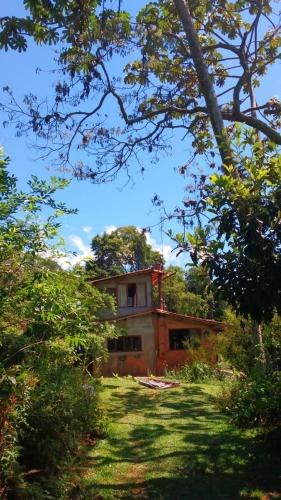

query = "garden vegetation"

[
  {"left": 0, "top": 150, "right": 117, "bottom": 498},
  {"left": 0, "top": 1, "right": 281, "bottom": 496}
]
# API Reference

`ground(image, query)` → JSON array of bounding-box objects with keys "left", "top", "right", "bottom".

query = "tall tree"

[
  {"left": 170, "top": 130, "right": 281, "bottom": 356},
  {"left": 162, "top": 266, "right": 211, "bottom": 318},
  {"left": 185, "top": 266, "right": 227, "bottom": 320},
  {"left": 1, "top": 0, "right": 280, "bottom": 179},
  {"left": 1, "top": 1, "right": 280, "bottom": 354},
  {"left": 87, "top": 225, "right": 164, "bottom": 277}
]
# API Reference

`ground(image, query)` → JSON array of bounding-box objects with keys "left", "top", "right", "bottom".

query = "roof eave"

[
  {"left": 89, "top": 267, "right": 165, "bottom": 285},
  {"left": 99, "top": 308, "right": 226, "bottom": 327}
]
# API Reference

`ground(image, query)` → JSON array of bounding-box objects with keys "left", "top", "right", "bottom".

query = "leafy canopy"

[
  {"left": 162, "top": 266, "right": 208, "bottom": 318},
  {"left": 1, "top": 0, "right": 280, "bottom": 180},
  {"left": 87, "top": 225, "right": 164, "bottom": 277},
  {"left": 176, "top": 130, "right": 281, "bottom": 324}
]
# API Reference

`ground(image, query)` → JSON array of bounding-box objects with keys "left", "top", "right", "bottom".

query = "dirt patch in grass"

[{"left": 126, "top": 463, "right": 148, "bottom": 498}]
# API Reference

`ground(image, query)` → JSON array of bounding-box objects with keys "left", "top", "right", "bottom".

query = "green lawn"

[{"left": 80, "top": 378, "right": 281, "bottom": 499}]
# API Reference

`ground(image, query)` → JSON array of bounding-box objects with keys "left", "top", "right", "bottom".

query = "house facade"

[{"left": 91, "top": 267, "right": 224, "bottom": 376}]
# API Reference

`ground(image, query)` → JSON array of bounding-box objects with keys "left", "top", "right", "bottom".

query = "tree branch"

[
  {"left": 222, "top": 110, "right": 281, "bottom": 144},
  {"left": 173, "top": 0, "right": 233, "bottom": 167}
]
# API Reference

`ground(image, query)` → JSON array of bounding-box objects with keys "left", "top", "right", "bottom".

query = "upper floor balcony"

[{"left": 90, "top": 267, "right": 165, "bottom": 318}]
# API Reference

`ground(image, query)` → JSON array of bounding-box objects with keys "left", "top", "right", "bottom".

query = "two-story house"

[{"left": 91, "top": 266, "right": 224, "bottom": 376}]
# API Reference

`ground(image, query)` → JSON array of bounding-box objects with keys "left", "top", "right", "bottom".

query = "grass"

[{"left": 78, "top": 377, "right": 281, "bottom": 499}]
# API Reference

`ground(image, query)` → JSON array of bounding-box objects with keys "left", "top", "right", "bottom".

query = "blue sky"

[
  {"left": 0, "top": 1, "right": 191, "bottom": 268},
  {"left": 1, "top": 1, "right": 280, "bottom": 268}
]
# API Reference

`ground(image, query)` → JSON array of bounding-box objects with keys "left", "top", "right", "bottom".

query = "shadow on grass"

[{"left": 79, "top": 383, "right": 281, "bottom": 499}]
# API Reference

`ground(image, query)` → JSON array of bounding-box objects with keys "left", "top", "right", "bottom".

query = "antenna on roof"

[
  {"left": 160, "top": 218, "right": 165, "bottom": 265},
  {"left": 160, "top": 219, "right": 166, "bottom": 310}
]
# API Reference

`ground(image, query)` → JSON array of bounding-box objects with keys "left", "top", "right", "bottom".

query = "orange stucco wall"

[
  {"left": 101, "top": 314, "right": 155, "bottom": 376},
  {"left": 100, "top": 312, "right": 219, "bottom": 376},
  {"left": 102, "top": 352, "right": 150, "bottom": 376},
  {"left": 154, "top": 314, "right": 217, "bottom": 375}
]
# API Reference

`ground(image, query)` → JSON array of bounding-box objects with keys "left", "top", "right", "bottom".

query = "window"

[
  {"left": 106, "top": 287, "right": 116, "bottom": 297},
  {"left": 107, "top": 336, "right": 142, "bottom": 352},
  {"left": 127, "top": 284, "right": 136, "bottom": 307},
  {"left": 117, "top": 283, "right": 147, "bottom": 307},
  {"left": 169, "top": 329, "right": 201, "bottom": 350}
]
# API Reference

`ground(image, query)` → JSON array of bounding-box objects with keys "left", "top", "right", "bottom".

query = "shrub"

[
  {"left": 0, "top": 394, "right": 22, "bottom": 489},
  {"left": 0, "top": 371, "right": 35, "bottom": 494},
  {"left": 263, "top": 316, "right": 281, "bottom": 371},
  {"left": 182, "top": 362, "right": 215, "bottom": 382},
  {"left": 166, "top": 362, "right": 220, "bottom": 383},
  {"left": 0, "top": 155, "right": 116, "bottom": 497},
  {"left": 22, "top": 364, "right": 100, "bottom": 470},
  {"left": 185, "top": 334, "right": 219, "bottom": 367},
  {"left": 217, "top": 310, "right": 281, "bottom": 373},
  {"left": 0, "top": 356, "right": 105, "bottom": 497},
  {"left": 217, "top": 370, "right": 281, "bottom": 427},
  {"left": 217, "top": 311, "right": 257, "bottom": 373}
]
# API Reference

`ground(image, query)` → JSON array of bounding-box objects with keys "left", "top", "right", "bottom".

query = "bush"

[
  {"left": 0, "top": 394, "right": 22, "bottom": 489},
  {"left": 166, "top": 362, "right": 220, "bottom": 383},
  {"left": 217, "top": 311, "right": 257, "bottom": 373},
  {"left": 0, "top": 357, "right": 105, "bottom": 498},
  {"left": 0, "top": 371, "right": 34, "bottom": 493},
  {"left": 22, "top": 365, "right": 100, "bottom": 471},
  {"left": 218, "top": 311, "right": 281, "bottom": 373},
  {"left": 263, "top": 316, "right": 281, "bottom": 371},
  {"left": 185, "top": 334, "right": 219, "bottom": 367},
  {"left": 217, "top": 370, "right": 281, "bottom": 427},
  {"left": 0, "top": 153, "right": 115, "bottom": 498}
]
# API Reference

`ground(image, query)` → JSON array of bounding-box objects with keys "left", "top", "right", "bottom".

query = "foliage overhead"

[
  {"left": 1, "top": 2, "right": 281, "bottom": 340},
  {"left": 171, "top": 130, "right": 281, "bottom": 324},
  {"left": 1, "top": 0, "right": 281, "bottom": 180}
]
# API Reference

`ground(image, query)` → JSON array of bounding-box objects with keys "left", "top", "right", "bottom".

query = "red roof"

[
  {"left": 101, "top": 308, "right": 225, "bottom": 328},
  {"left": 90, "top": 267, "right": 165, "bottom": 284}
]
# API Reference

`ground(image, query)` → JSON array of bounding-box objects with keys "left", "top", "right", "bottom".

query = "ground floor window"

[
  {"left": 107, "top": 335, "right": 142, "bottom": 352},
  {"left": 169, "top": 329, "right": 201, "bottom": 350}
]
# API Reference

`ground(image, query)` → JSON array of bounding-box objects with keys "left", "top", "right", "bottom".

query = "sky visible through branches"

[{"left": 0, "top": 0, "right": 280, "bottom": 268}]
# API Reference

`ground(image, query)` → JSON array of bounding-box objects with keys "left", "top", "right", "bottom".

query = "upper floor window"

[
  {"left": 118, "top": 283, "right": 147, "bottom": 307},
  {"left": 127, "top": 284, "right": 136, "bottom": 307}
]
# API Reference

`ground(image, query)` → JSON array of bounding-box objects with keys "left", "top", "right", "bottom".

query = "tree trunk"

[
  {"left": 252, "top": 322, "right": 266, "bottom": 367},
  {"left": 173, "top": 0, "right": 234, "bottom": 168}
]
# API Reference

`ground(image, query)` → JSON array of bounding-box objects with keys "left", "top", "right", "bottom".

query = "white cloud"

[
  {"left": 68, "top": 235, "right": 90, "bottom": 254},
  {"left": 52, "top": 235, "right": 93, "bottom": 269},
  {"left": 105, "top": 224, "right": 117, "bottom": 234},
  {"left": 145, "top": 233, "right": 182, "bottom": 266},
  {"left": 52, "top": 252, "right": 78, "bottom": 270},
  {"left": 82, "top": 225, "right": 93, "bottom": 234}
]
